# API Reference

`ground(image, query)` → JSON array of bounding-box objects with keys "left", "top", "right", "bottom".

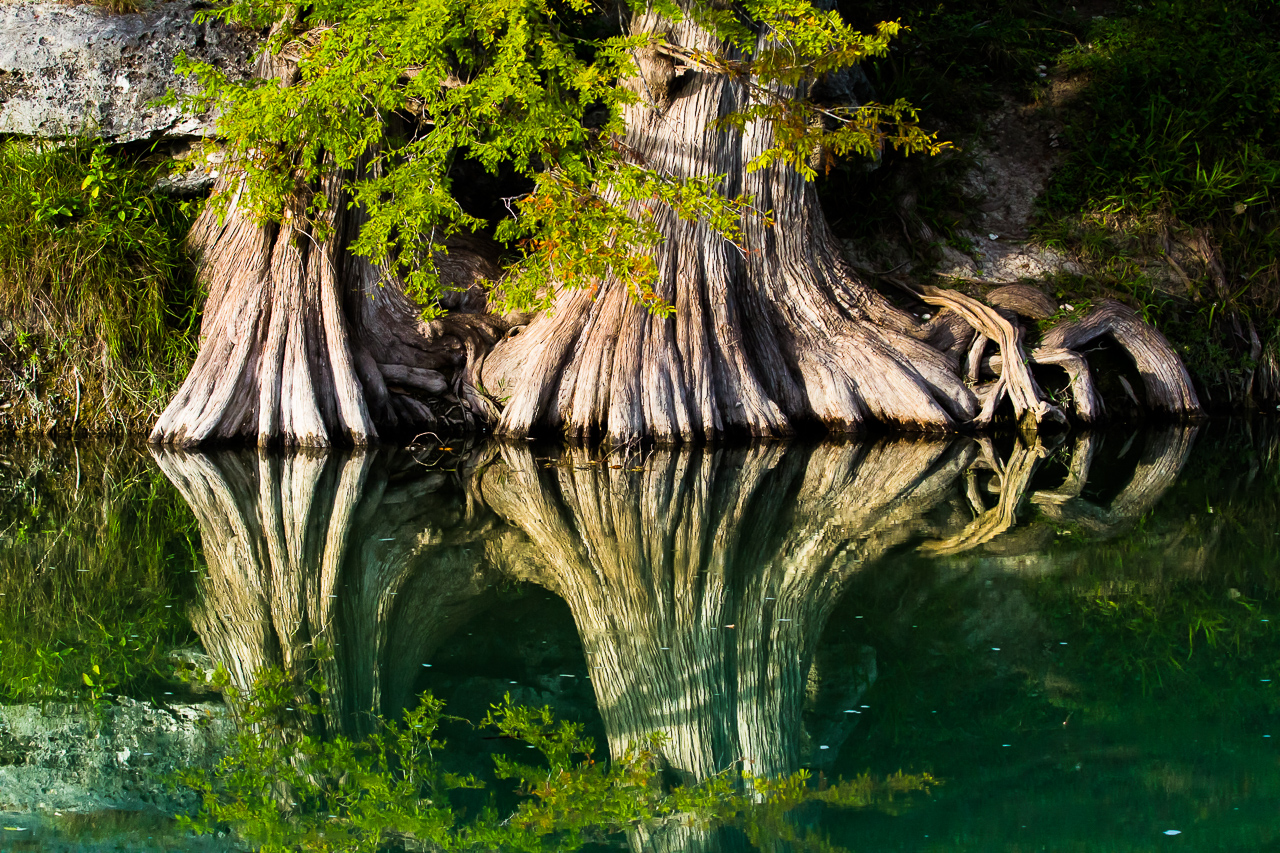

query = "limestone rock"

[
  {"left": 0, "top": 697, "right": 232, "bottom": 814},
  {"left": 0, "top": 0, "right": 255, "bottom": 142}
]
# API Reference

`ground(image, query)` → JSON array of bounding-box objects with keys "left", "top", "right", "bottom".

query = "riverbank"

[{"left": 0, "top": 0, "right": 1275, "bottom": 437}]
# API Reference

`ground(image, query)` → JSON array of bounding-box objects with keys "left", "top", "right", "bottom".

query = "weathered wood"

[
  {"left": 919, "top": 286, "right": 1066, "bottom": 429},
  {"left": 479, "top": 4, "right": 978, "bottom": 443},
  {"left": 1040, "top": 300, "right": 1200, "bottom": 415},
  {"left": 152, "top": 17, "right": 1202, "bottom": 447}
]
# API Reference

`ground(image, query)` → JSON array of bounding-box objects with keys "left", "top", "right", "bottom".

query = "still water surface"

[{"left": 0, "top": 422, "right": 1277, "bottom": 851}]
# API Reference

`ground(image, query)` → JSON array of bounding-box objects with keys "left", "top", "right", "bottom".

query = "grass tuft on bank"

[
  {"left": 0, "top": 140, "right": 201, "bottom": 435},
  {"left": 1036, "top": 0, "right": 1280, "bottom": 398}
]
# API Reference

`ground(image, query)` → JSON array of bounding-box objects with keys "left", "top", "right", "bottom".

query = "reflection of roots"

[{"left": 920, "top": 426, "right": 1199, "bottom": 556}]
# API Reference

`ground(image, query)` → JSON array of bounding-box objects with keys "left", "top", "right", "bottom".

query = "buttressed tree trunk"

[
  {"left": 479, "top": 7, "right": 1201, "bottom": 443},
  {"left": 152, "top": 447, "right": 504, "bottom": 735},
  {"left": 149, "top": 48, "right": 507, "bottom": 449},
  {"left": 152, "top": 9, "right": 1200, "bottom": 447},
  {"left": 480, "top": 440, "right": 972, "bottom": 787}
]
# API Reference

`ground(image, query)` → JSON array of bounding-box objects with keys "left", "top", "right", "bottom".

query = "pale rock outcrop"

[{"left": 0, "top": 0, "right": 254, "bottom": 142}]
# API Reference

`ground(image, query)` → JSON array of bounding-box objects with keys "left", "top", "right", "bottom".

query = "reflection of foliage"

[
  {"left": 0, "top": 445, "right": 199, "bottom": 702},
  {"left": 180, "top": 665, "right": 934, "bottom": 852},
  {"left": 1041, "top": 582, "right": 1277, "bottom": 719}
]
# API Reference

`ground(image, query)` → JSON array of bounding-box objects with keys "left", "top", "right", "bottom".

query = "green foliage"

[
  {"left": 179, "top": 666, "right": 934, "bottom": 852},
  {"left": 0, "top": 140, "right": 202, "bottom": 432},
  {"left": 170, "top": 0, "right": 943, "bottom": 317},
  {"left": 0, "top": 444, "right": 201, "bottom": 702},
  {"left": 1035, "top": 0, "right": 1280, "bottom": 384}
]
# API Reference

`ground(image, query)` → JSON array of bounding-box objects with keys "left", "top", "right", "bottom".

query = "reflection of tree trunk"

[
  {"left": 481, "top": 441, "right": 970, "bottom": 784},
  {"left": 921, "top": 437, "right": 1049, "bottom": 556},
  {"left": 152, "top": 448, "right": 501, "bottom": 735}
]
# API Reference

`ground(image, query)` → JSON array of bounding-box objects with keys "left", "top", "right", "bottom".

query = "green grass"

[
  {"left": 1035, "top": 0, "right": 1280, "bottom": 396},
  {"left": 0, "top": 140, "right": 202, "bottom": 434},
  {"left": 0, "top": 443, "right": 202, "bottom": 703},
  {"left": 823, "top": 0, "right": 1280, "bottom": 403}
]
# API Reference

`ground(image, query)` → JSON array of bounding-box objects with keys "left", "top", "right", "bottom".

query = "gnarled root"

[
  {"left": 922, "top": 286, "right": 1199, "bottom": 429},
  {"left": 1040, "top": 299, "right": 1200, "bottom": 415}
]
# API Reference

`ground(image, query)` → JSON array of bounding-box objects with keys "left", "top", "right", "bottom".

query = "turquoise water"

[{"left": 1, "top": 422, "right": 1278, "bottom": 850}]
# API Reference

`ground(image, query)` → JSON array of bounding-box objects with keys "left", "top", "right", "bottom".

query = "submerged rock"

[
  {"left": 0, "top": 696, "right": 231, "bottom": 814},
  {"left": 0, "top": 0, "right": 254, "bottom": 142}
]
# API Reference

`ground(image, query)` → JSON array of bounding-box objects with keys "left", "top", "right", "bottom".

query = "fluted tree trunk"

[
  {"left": 480, "top": 8, "right": 978, "bottom": 443},
  {"left": 478, "top": 8, "right": 1200, "bottom": 443},
  {"left": 149, "top": 49, "right": 507, "bottom": 450}
]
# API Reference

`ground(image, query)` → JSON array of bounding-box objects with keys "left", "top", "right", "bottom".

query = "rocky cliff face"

[{"left": 0, "top": 0, "right": 254, "bottom": 142}]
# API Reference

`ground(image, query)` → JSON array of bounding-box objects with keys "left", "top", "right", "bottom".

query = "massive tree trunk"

[
  {"left": 149, "top": 50, "right": 507, "bottom": 449},
  {"left": 152, "top": 446, "right": 504, "bottom": 734},
  {"left": 150, "top": 9, "right": 1201, "bottom": 447},
  {"left": 479, "top": 12, "right": 1200, "bottom": 443}
]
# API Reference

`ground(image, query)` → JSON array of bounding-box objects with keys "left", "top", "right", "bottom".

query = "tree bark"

[
  {"left": 149, "top": 50, "right": 508, "bottom": 450},
  {"left": 477, "top": 9, "right": 1199, "bottom": 443},
  {"left": 481, "top": 9, "right": 981, "bottom": 443},
  {"left": 150, "top": 11, "right": 1202, "bottom": 447}
]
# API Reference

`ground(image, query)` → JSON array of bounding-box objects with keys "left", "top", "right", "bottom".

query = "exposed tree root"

[{"left": 151, "top": 31, "right": 1202, "bottom": 448}]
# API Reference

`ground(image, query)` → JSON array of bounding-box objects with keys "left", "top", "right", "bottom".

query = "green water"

[{"left": 2, "top": 422, "right": 1278, "bottom": 851}]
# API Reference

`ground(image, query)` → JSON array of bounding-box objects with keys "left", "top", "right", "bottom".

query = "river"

[{"left": 0, "top": 421, "right": 1276, "bottom": 851}]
